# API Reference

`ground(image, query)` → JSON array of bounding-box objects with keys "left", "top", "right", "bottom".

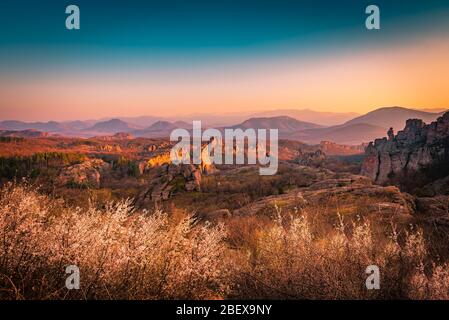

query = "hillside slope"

[{"left": 345, "top": 107, "right": 443, "bottom": 131}]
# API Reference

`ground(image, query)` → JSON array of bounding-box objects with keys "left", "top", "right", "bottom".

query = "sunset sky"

[{"left": 1, "top": 0, "right": 449, "bottom": 121}]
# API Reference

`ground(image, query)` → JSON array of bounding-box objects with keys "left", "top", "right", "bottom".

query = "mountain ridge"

[
  {"left": 230, "top": 116, "right": 321, "bottom": 133},
  {"left": 344, "top": 106, "right": 443, "bottom": 131},
  {"left": 1, "top": 106, "right": 447, "bottom": 144},
  {"left": 251, "top": 109, "right": 359, "bottom": 126}
]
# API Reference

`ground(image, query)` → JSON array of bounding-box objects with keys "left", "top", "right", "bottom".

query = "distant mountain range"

[
  {"left": 0, "top": 120, "right": 69, "bottom": 132},
  {"left": 250, "top": 109, "right": 359, "bottom": 126},
  {"left": 0, "top": 129, "right": 50, "bottom": 138},
  {"left": 288, "top": 107, "right": 445, "bottom": 144},
  {"left": 0, "top": 107, "right": 446, "bottom": 145}
]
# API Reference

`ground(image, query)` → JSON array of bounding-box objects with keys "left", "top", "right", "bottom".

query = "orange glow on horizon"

[{"left": 1, "top": 36, "right": 449, "bottom": 121}]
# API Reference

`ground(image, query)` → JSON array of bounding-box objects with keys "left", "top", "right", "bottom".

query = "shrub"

[
  {"left": 1, "top": 183, "right": 449, "bottom": 300},
  {"left": 231, "top": 210, "right": 449, "bottom": 299},
  {"left": 0, "top": 183, "right": 231, "bottom": 300}
]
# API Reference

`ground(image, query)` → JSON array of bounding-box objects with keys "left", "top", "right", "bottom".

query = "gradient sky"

[{"left": 1, "top": 0, "right": 449, "bottom": 121}]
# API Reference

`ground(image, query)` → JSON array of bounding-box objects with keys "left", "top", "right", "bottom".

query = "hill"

[
  {"left": 87, "top": 119, "right": 137, "bottom": 133},
  {"left": 133, "top": 120, "right": 191, "bottom": 138},
  {"left": 0, "top": 120, "right": 69, "bottom": 132},
  {"left": 0, "top": 129, "right": 49, "bottom": 138},
  {"left": 229, "top": 116, "right": 321, "bottom": 138},
  {"left": 290, "top": 123, "right": 387, "bottom": 145},
  {"left": 251, "top": 109, "right": 359, "bottom": 126},
  {"left": 344, "top": 106, "right": 443, "bottom": 131}
]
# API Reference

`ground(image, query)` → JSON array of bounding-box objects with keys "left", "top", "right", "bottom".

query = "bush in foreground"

[
  {"left": 1, "top": 183, "right": 449, "bottom": 299},
  {"left": 0, "top": 183, "right": 230, "bottom": 299}
]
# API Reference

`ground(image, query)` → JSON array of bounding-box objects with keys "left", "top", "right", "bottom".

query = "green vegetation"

[
  {"left": 113, "top": 156, "right": 141, "bottom": 177},
  {"left": 201, "top": 164, "right": 318, "bottom": 201},
  {"left": 0, "top": 152, "right": 86, "bottom": 180},
  {"left": 0, "top": 137, "right": 24, "bottom": 143}
]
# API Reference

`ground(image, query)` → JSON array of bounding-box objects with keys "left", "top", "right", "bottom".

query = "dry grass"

[
  {"left": 0, "top": 182, "right": 231, "bottom": 299},
  {"left": 1, "top": 183, "right": 449, "bottom": 300}
]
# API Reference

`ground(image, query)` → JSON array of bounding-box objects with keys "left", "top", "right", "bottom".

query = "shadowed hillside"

[{"left": 345, "top": 107, "right": 443, "bottom": 131}]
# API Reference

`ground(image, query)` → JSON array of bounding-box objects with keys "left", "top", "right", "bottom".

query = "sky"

[{"left": 1, "top": 0, "right": 449, "bottom": 121}]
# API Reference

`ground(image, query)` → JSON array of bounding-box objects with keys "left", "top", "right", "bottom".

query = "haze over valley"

[
  {"left": 1, "top": 106, "right": 445, "bottom": 145},
  {"left": 3, "top": 0, "right": 449, "bottom": 301}
]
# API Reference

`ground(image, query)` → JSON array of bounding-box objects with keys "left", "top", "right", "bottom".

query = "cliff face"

[{"left": 361, "top": 112, "right": 449, "bottom": 185}]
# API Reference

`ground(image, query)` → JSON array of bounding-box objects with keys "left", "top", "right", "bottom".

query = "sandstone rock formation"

[
  {"left": 140, "top": 142, "right": 220, "bottom": 204},
  {"left": 58, "top": 159, "right": 110, "bottom": 188},
  {"left": 361, "top": 112, "right": 449, "bottom": 185},
  {"left": 95, "top": 132, "right": 134, "bottom": 141},
  {"left": 232, "top": 172, "right": 415, "bottom": 224},
  {"left": 148, "top": 153, "right": 172, "bottom": 167},
  {"left": 297, "top": 149, "right": 326, "bottom": 166},
  {"left": 112, "top": 132, "right": 134, "bottom": 140},
  {"left": 319, "top": 141, "right": 365, "bottom": 156},
  {"left": 138, "top": 161, "right": 149, "bottom": 175},
  {"left": 133, "top": 161, "right": 218, "bottom": 207},
  {"left": 146, "top": 144, "right": 158, "bottom": 152},
  {"left": 98, "top": 144, "right": 122, "bottom": 152}
]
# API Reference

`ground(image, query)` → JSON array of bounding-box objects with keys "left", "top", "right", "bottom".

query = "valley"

[
  {"left": 2, "top": 106, "right": 449, "bottom": 300},
  {"left": 3, "top": 0, "right": 449, "bottom": 304},
  {"left": 2, "top": 106, "right": 444, "bottom": 145}
]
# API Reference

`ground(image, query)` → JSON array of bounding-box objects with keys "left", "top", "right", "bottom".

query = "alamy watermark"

[
  {"left": 65, "top": 4, "right": 380, "bottom": 31},
  {"left": 366, "top": 5, "right": 381, "bottom": 30},
  {"left": 365, "top": 265, "right": 380, "bottom": 290},
  {"left": 65, "top": 265, "right": 80, "bottom": 290},
  {"left": 65, "top": 5, "right": 80, "bottom": 30},
  {"left": 63, "top": 263, "right": 380, "bottom": 291},
  {"left": 170, "top": 121, "right": 279, "bottom": 175}
]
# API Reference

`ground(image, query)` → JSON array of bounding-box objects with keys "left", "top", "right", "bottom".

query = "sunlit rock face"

[
  {"left": 361, "top": 112, "right": 449, "bottom": 185},
  {"left": 58, "top": 159, "right": 110, "bottom": 189},
  {"left": 133, "top": 143, "right": 220, "bottom": 207}
]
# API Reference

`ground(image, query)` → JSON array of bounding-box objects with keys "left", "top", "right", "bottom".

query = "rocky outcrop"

[
  {"left": 132, "top": 140, "right": 225, "bottom": 207},
  {"left": 319, "top": 141, "right": 365, "bottom": 156},
  {"left": 148, "top": 153, "right": 171, "bottom": 167},
  {"left": 168, "top": 163, "right": 203, "bottom": 192},
  {"left": 297, "top": 149, "right": 326, "bottom": 166},
  {"left": 98, "top": 144, "right": 122, "bottom": 152},
  {"left": 95, "top": 132, "right": 134, "bottom": 141},
  {"left": 361, "top": 112, "right": 449, "bottom": 185},
  {"left": 112, "top": 132, "right": 134, "bottom": 140},
  {"left": 146, "top": 144, "right": 158, "bottom": 152},
  {"left": 133, "top": 162, "right": 218, "bottom": 207},
  {"left": 58, "top": 159, "right": 110, "bottom": 188},
  {"left": 138, "top": 161, "right": 149, "bottom": 175},
  {"left": 232, "top": 173, "right": 415, "bottom": 223}
]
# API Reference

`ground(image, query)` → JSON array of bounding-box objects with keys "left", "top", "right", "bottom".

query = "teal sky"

[
  {"left": 1, "top": 0, "right": 449, "bottom": 70},
  {"left": 1, "top": 1, "right": 449, "bottom": 121}
]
